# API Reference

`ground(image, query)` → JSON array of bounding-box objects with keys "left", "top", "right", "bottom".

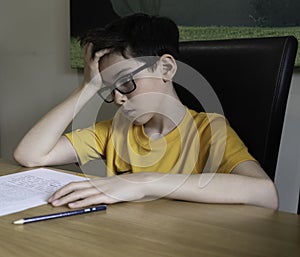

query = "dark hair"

[{"left": 80, "top": 13, "right": 179, "bottom": 60}]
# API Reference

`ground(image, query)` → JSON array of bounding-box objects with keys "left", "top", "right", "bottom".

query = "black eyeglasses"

[{"left": 98, "top": 62, "right": 155, "bottom": 103}]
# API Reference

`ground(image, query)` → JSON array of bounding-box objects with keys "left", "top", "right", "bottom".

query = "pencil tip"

[{"left": 13, "top": 219, "right": 24, "bottom": 225}]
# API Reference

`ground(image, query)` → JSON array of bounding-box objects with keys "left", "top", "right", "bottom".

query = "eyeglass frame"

[{"left": 98, "top": 61, "right": 156, "bottom": 103}]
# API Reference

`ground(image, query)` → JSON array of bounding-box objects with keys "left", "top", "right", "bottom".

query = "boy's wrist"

[
  {"left": 78, "top": 82, "right": 101, "bottom": 99},
  {"left": 131, "top": 172, "right": 168, "bottom": 198}
]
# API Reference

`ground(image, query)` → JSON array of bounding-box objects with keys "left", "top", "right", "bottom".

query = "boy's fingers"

[
  {"left": 48, "top": 180, "right": 92, "bottom": 202},
  {"left": 51, "top": 187, "right": 99, "bottom": 207},
  {"left": 83, "top": 42, "right": 93, "bottom": 61},
  {"left": 93, "top": 48, "right": 112, "bottom": 62}
]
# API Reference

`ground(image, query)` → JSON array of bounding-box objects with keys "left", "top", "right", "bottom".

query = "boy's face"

[{"left": 99, "top": 52, "right": 167, "bottom": 125}]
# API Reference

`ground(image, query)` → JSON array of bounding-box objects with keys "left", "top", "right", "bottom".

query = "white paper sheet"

[{"left": 0, "top": 168, "right": 88, "bottom": 216}]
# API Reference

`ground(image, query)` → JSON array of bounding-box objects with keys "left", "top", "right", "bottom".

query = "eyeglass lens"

[{"left": 99, "top": 61, "right": 154, "bottom": 103}]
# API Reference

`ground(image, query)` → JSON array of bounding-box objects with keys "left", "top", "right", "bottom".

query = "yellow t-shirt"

[{"left": 65, "top": 108, "right": 256, "bottom": 176}]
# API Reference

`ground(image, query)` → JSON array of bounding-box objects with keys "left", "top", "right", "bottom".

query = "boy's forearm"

[
  {"left": 142, "top": 173, "right": 278, "bottom": 209},
  {"left": 14, "top": 84, "right": 98, "bottom": 166}
]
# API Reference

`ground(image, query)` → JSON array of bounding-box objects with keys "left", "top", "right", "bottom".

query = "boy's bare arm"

[
  {"left": 14, "top": 45, "right": 110, "bottom": 167},
  {"left": 48, "top": 160, "right": 278, "bottom": 210},
  {"left": 164, "top": 161, "right": 278, "bottom": 209}
]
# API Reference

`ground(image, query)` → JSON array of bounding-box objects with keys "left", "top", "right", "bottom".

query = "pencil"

[{"left": 12, "top": 205, "right": 107, "bottom": 225}]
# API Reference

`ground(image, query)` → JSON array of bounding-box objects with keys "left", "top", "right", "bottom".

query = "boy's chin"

[{"left": 132, "top": 114, "right": 153, "bottom": 126}]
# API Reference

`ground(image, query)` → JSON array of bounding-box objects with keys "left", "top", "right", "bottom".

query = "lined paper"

[{"left": 0, "top": 168, "right": 88, "bottom": 216}]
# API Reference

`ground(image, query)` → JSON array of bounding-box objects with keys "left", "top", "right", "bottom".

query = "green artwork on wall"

[{"left": 70, "top": 0, "right": 300, "bottom": 68}]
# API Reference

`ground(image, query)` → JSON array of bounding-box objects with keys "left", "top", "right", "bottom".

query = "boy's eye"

[
  {"left": 117, "top": 81, "right": 133, "bottom": 92},
  {"left": 115, "top": 76, "right": 131, "bottom": 87},
  {"left": 115, "top": 75, "right": 135, "bottom": 93},
  {"left": 116, "top": 76, "right": 131, "bottom": 86}
]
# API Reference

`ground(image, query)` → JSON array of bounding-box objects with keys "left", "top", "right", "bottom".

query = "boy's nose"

[{"left": 113, "top": 90, "right": 128, "bottom": 105}]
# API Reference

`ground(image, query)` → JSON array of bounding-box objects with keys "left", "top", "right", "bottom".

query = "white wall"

[
  {"left": 0, "top": 0, "right": 299, "bottom": 213},
  {"left": 275, "top": 70, "right": 300, "bottom": 213},
  {"left": 0, "top": 0, "right": 79, "bottom": 165}
]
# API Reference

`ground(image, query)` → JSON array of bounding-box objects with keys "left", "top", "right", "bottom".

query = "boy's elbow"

[
  {"left": 269, "top": 182, "right": 279, "bottom": 210},
  {"left": 246, "top": 178, "right": 278, "bottom": 210},
  {"left": 13, "top": 149, "right": 41, "bottom": 168},
  {"left": 260, "top": 179, "right": 279, "bottom": 210}
]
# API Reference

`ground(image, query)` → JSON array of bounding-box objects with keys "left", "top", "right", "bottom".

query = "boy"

[{"left": 14, "top": 13, "right": 278, "bottom": 209}]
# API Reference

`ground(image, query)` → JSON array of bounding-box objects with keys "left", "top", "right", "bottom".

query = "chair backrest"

[{"left": 176, "top": 36, "right": 298, "bottom": 180}]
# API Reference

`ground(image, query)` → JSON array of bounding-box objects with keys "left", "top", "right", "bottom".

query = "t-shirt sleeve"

[
  {"left": 64, "top": 120, "right": 112, "bottom": 165},
  {"left": 200, "top": 114, "right": 257, "bottom": 174}
]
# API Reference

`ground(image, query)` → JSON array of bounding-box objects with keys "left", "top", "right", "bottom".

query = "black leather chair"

[{"left": 176, "top": 36, "right": 298, "bottom": 180}]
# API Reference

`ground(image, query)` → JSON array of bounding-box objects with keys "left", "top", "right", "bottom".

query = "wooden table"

[{"left": 0, "top": 160, "right": 299, "bottom": 257}]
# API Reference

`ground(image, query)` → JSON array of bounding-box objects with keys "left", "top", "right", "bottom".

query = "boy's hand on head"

[{"left": 82, "top": 43, "right": 111, "bottom": 92}]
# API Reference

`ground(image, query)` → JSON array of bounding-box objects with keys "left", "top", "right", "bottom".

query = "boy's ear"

[{"left": 158, "top": 54, "right": 177, "bottom": 82}]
